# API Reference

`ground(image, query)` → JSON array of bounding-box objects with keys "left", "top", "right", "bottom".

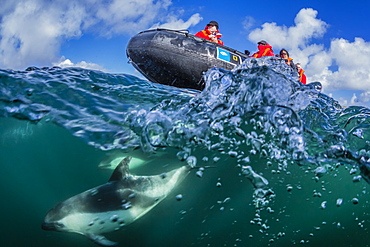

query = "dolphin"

[
  {"left": 97, "top": 149, "right": 168, "bottom": 170},
  {"left": 42, "top": 156, "right": 192, "bottom": 246},
  {"left": 98, "top": 154, "right": 146, "bottom": 170}
]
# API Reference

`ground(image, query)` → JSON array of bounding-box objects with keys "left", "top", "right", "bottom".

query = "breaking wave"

[{"left": 1, "top": 57, "right": 370, "bottom": 246}]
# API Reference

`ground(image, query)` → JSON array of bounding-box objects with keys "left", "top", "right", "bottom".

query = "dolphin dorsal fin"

[{"left": 108, "top": 156, "right": 132, "bottom": 182}]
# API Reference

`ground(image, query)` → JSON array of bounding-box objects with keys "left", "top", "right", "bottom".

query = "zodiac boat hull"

[{"left": 126, "top": 29, "right": 248, "bottom": 90}]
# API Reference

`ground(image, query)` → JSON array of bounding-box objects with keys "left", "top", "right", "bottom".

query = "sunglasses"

[{"left": 281, "top": 52, "right": 287, "bottom": 55}]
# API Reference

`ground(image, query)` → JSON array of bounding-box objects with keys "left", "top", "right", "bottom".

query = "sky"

[{"left": 1, "top": 0, "right": 370, "bottom": 108}]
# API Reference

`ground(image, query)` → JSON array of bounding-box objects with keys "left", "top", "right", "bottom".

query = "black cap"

[
  {"left": 207, "top": 21, "right": 219, "bottom": 29},
  {"left": 258, "top": 40, "right": 267, "bottom": 45}
]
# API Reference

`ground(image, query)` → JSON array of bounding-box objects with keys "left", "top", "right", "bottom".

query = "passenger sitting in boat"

[
  {"left": 279, "top": 49, "right": 296, "bottom": 71},
  {"left": 195, "top": 21, "right": 224, "bottom": 45},
  {"left": 296, "top": 63, "right": 307, "bottom": 84},
  {"left": 250, "top": 40, "right": 274, "bottom": 58}
]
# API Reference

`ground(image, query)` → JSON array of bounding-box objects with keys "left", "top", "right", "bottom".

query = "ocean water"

[{"left": 1, "top": 57, "right": 370, "bottom": 247}]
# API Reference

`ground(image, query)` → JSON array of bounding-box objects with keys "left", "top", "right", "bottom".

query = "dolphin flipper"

[{"left": 86, "top": 233, "right": 118, "bottom": 246}]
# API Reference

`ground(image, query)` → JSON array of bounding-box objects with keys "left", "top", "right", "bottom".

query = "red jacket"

[
  {"left": 251, "top": 44, "right": 274, "bottom": 58},
  {"left": 298, "top": 69, "right": 307, "bottom": 84},
  {"left": 195, "top": 28, "right": 224, "bottom": 45}
]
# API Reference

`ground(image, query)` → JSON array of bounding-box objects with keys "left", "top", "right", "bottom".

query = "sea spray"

[{"left": 1, "top": 58, "right": 370, "bottom": 246}]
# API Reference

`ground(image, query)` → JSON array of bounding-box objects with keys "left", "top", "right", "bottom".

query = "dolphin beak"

[{"left": 41, "top": 222, "right": 58, "bottom": 231}]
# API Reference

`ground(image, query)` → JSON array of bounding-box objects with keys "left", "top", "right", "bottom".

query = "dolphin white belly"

[{"left": 42, "top": 156, "right": 191, "bottom": 246}]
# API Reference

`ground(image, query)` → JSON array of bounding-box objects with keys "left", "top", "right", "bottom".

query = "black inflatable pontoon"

[{"left": 126, "top": 29, "right": 249, "bottom": 90}]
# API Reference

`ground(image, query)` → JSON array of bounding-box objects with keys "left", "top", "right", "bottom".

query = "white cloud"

[
  {"left": 151, "top": 13, "right": 202, "bottom": 30},
  {"left": 248, "top": 9, "right": 328, "bottom": 49},
  {"left": 245, "top": 8, "right": 370, "bottom": 107},
  {"left": 350, "top": 93, "right": 359, "bottom": 105},
  {"left": 348, "top": 91, "right": 370, "bottom": 108},
  {"left": 93, "top": 0, "right": 173, "bottom": 36},
  {"left": 0, "top": 1, "right": 17, "bottom": 16},
  {"left": 0, "top": 0, "right": 201, "bottom": 70},
  {"left": 53, "top": 57, "right": 106, "bottom": 71},
  {"left": 359, "top": 91, "right": 370, "bottom": 103},
  {"left": 336, "top": 97, "right": 349, "bottom": 107},
  {"left": 242, "top": 16, "right": 256, "bottom": 31},
  {"left": 0, "top": 0, "right": 86, "bottom": 69},
  {"left": 328, "top": 38, "right": 370, "bottom": 91}
]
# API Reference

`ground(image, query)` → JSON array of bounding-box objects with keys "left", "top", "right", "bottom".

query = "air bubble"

[
  {"left": 110, "top": 215, "right": 119, "bottom": 222},
  {"left": 353, "top": 176, "right": 362, "bottom": 182},
  {"left": 128, "top": 193, "right": 136, "bottom": 198},
  {"left": 286, "top": 185, "right": 293, "bottom": 192},
  {"left": 186, "top": 156, "right": 197, "bottom": 167},
  {"left": 349, "top": 168, "right": 357, "bottom": 175},
  {"left": 213, "top": 157, "right": 220, "bottom": 163},
  {"left": 196, "top": 170, "right": 203, "bottom": 177},
  {"left": 223, "top": 197, "right": 231, "bottom": 203},
  {"left": 90, "top": 189, "right": 98, "bottom": 196},
  {"left": 122, "top": 202, "right": 132, "bottom": 209},
  {"left": 177, "top": 151, "right": 189, "bottom": 161},
  {"left": 314, "top": 166, "right": 326, "bottom": 177},
  {"left": 352, "top": 198, "right": 359, "bottom": 204},
  {"left": 228, "top": 151, "right": 238, "bottom": 157}
]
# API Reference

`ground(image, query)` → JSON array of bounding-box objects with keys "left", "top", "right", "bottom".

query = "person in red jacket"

[
  {"left": 279, "top": 49, "right": 296, "bottom": 71},
  {"left": 195, "top": 21, "right": 224, "bottom": 45},
  {"left": 296, "top": 63, "right": 307, "bottom": 84},
  {"left": 250, "top": 40, "right": 274, "bottom": 58}
]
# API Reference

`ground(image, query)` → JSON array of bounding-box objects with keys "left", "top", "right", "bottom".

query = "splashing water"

[{"left": 1, "top": 57, "right": 370, "bottom": 246}]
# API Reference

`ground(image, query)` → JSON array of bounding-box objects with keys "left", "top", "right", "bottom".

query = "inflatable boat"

[{"left": 126, "top": 29, "right": 249, "bottom": 90}]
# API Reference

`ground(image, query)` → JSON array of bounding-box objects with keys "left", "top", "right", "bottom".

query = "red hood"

[{"left": 258, "top": 44, "right": 272, "bottom": 50}]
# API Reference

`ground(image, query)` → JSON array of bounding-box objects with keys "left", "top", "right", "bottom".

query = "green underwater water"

[
  {"left": 1, "top": 61, "right": 370, "bottom": 247},
  {"left": 1, "top": 117, "right": 370, "bottom": 247}
]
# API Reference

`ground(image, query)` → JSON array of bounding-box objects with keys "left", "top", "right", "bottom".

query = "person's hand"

[{"left": 209, "top": 35, "right": 217, "bottom": 43}]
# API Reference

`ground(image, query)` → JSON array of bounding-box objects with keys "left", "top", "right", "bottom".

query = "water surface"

[{"left": 1, "top": 58, "right": 370, "bottom": 246}]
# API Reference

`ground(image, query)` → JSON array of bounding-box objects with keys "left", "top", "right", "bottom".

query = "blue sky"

[{"left": 1, "top": 0, "right": 370, "bottom": 107}]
